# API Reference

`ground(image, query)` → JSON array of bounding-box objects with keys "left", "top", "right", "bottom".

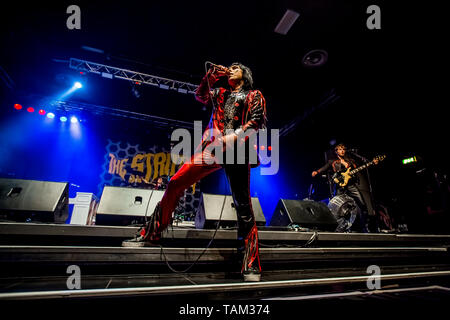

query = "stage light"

[
  {"left": 27, "top": 107, "right": 35, "bottom": 113},
  {"left": 59, "top": 81, "right": 84, "bottom": 99},
  {"left": 101, "top": 72, "right": 113, "bottom": 79},
  {"left": 60, "top": 116, "right": 68, "bottom": 122},
  {"left": 70, "top": 116, "right": 78, "bottom": 123},
  {"left": 39, "top": 109, "right": 46, "bottom": 115},
  {"left": 14, "top": 104, "right": 23, "bottom": 110},
  {"left": 47, "top": 112, "right": 55, "bottom": 119},
  {"left": 260, "top": 145, "right": 266, "bottom": 151},
  {"left": 274, "top": 9, "right": 300, "bottom": 35},
  {"left": 268, "top": 146, "right": 272, "bottom": 151},
  {"left": 402, "top": 156, "right": 417, "bottom": 165}
]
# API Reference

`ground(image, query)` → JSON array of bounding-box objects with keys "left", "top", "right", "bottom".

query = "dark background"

[{"left": 0, "top": 1, "right": 448, "bottom": 232}]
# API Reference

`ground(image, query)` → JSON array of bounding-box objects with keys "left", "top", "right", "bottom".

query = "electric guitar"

[{"left": 332, "top": 155, "right": 386, "bottom": 187}]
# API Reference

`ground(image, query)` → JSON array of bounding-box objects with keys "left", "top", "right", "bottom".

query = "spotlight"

[
  {"left": 70, "top": 116, "right": 78, "bottom": 123},
  {"left": 74, "top": 82, "right": 83, "bottom": 89},
  {"left": 27, "top": 107, "right": 35, "bottom": 113},
  {"left": 60, "top": 116, "right": 68, "bottom": 122},
  {"left": 39, "top": 109, "right": 46, "bottom": 115},
  {"left": 47, "top": 112, "right": 55, "bottom": 119},
  {"left": 14, "top": 104, "right": 23, "bottom": 110}
]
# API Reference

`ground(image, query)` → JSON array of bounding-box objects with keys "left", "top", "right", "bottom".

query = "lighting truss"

[
  {"left": 50, "top": 99, "right": 194, "bottom": 130},
  {"left": 69, "top": 58, "right": 199, "bottom": 94}
]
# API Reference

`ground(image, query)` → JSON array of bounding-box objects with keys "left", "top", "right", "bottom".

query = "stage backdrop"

[{"left": 0, "top": 108, "right": 292, "bottom": 224}]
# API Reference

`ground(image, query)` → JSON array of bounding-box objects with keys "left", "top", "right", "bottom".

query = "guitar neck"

[{"left": 349, "top": 161, "right": 375, "bottom": 175}]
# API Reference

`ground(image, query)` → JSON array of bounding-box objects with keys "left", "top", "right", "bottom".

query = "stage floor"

[
  {"left": 2, "top": 222, "right": 450, "bottom": 246},
  {"left": 0, "top": 222, "right": 449, "bottom": 301}
]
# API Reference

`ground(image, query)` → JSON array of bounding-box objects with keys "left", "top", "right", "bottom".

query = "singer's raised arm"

[{"left": 195, "top": 69, "right": 219, "bottom": 105}]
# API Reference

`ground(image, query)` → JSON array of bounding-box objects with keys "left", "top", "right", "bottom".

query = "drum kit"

[
  {"left": 308, "top": 180, "right": 360, "bottom": 232},
  {"left": 327, "top": 194, "right": 360, "bottom": 232},
  {"left": 130, "top": 176, "right": 168, "bottom": 190}
]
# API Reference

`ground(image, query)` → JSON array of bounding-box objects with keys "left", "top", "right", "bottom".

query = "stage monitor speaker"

[
  {"left": 0, "top": 178, "right": 69, "bottom": 223},
  {"left": 270, "top": 199, "right": 337, "bottom": 231},
  {"left": 195, "top": 193, "right": 266, "bottom": 229},
  {"left": 96, "top": 186, "right": 164, "bottom": 226}
]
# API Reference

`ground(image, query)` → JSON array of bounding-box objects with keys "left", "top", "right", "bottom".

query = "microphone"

[
  {"left": 208, "top": 63, "right": 230, "bottom": 75},
  {"left": 348, "top": 149, "right": 368, "bottom": 162}
]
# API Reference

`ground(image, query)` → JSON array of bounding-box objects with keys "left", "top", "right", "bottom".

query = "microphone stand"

[
  {"left": 348, "top": 150, "right": 372, "bottom": 195},
  {"left": 324, "top": 151, "right": 334, "bottom": 200},
  {"left": 349, "top": 149, "right": 377, "bottom": 231},
  {"left": 349, "top": 150, "right": 368, "bottom": 163}
]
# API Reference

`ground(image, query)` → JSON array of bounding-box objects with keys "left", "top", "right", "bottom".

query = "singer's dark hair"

[{"left": 230, "top": 62, "right": 253, "bottom": 90}]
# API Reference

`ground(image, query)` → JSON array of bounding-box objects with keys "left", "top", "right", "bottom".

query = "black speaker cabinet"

[
  {"left": 96, "top": 186, "right": 164, "bottom": 226},
  {"left": 195, "top": 193, "right": 266, "bottom": 229},
  {"left": 0, "top": 178, "right": 69, "bottom": 223},
  {"left": 270, "top": 199, "right": 337, "bottom": 231}
]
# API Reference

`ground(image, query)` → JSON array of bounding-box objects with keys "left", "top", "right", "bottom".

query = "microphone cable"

[{"left": 158, "top": 61, "right": 228, "bottom": 274}]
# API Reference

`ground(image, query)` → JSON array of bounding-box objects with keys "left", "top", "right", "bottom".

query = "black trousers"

[
  {"left": 159, "top": 147, "right": 261, "bottom": 273},
  {"left": 337, "top": 184, "right": 369, "bottom": 231},
  {"left": 223, "top": 164, "right": 255, "bottom": 240}
]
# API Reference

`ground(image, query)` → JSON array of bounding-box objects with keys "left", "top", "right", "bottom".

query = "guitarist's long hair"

[{"left": 334, "top": 143, "right": 356, "bottom": 166}]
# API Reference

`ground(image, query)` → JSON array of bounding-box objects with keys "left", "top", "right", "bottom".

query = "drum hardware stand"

[
  {"left": 307, "top": 183, "right": 314, "bottom": 200},
  {"left": 324, "top": 151, "right": 335, "bottom": 200}
]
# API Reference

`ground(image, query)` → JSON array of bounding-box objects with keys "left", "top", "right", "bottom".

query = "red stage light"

[
  {"left": 39, "top": 109, "right": 46, "bottom": 115},
  {"left": 253, "top": 144, "right": 258, "bottom": 150},
  {"left": 14, "top": 104, "right": 23, "bottom": 110},
  {"left": 260, "top": 145, "right": 265, "bottom": 151},
  {"left": 27, "top": 107, "right": 35, "bottom": 113},
  {"left": 268, "top": 146, "right": 272, "bottom": 151}
]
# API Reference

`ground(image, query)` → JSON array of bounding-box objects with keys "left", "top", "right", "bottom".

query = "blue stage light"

[
  {"left": 47, "top": 112, "right": 55, "bottom": 119},
  {"left": 70, "top": 116, "right": 78, "bottom": 123},
  {"left": 60, "top": 116, "right": 68, "bottom": 122},
  {"left": 74, "top": 82, "right": 83, "bottom": 89}
]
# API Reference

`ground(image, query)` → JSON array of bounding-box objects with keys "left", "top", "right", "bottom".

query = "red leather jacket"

[{"left": 195, "top": 70, "right": 267, "bottom": 148}]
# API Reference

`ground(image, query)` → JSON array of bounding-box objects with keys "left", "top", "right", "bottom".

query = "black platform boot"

[{"left": 122, "top": 202, "right": 162, "bottom": 247}]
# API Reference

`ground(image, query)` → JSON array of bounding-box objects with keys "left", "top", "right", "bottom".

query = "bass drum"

[{"left": 328, "top": 194, "right": 360, "bottom": 232}]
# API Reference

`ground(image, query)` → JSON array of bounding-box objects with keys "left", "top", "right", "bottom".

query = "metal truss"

[
  {"left": 69, "top": 58, "right": 199, "bottom": 94},
  {"left": 50, "top": 99, "right": 194, "bottom": 130}
]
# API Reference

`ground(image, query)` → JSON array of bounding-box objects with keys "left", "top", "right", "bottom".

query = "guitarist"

[{"left": 312, "top": 143, "right": 378, "bottom": 233}]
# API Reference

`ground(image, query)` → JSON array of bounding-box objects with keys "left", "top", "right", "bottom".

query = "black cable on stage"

[
  {"left": 258, "top": 231, "right": 318, "bottom": 248},
  {"left": 157, "top": 61, "right": 227, "bottom": 274}
]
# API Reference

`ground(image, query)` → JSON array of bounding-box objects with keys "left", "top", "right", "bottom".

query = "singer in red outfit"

[{"left": 123, "top": 62, "right": 267, "bottom": 281}]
